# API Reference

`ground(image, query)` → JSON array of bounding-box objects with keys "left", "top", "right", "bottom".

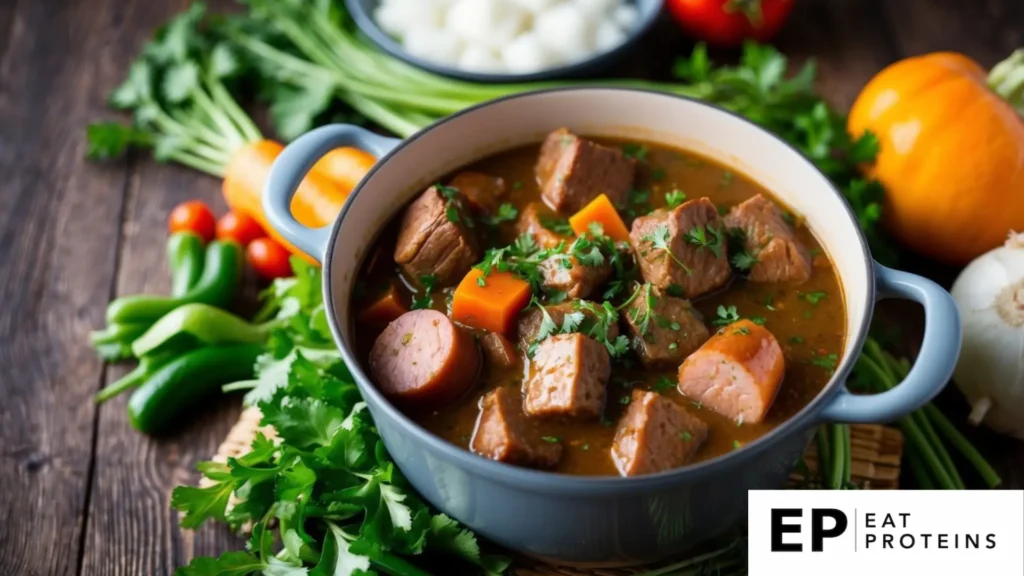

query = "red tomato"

[
  {"left": 168, "top": 200, "right": 217, "bottom": 243},
  {"left": 247, "top": 238, "right": 293, "bottom": 280},
  {"left": 667, "top": 0, "right": 795, "bottom": 48},
  {"left": 216, "top": 211, "right": 266, "bottom": 246}
]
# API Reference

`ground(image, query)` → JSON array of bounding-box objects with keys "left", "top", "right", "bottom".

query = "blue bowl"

[{"left": 345, "top": 0, "right": 664, "bottom": 83}]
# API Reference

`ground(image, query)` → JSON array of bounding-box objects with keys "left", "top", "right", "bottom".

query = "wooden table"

[{"left": 1, "top": 1, "right": 1021, "bottom": 574}]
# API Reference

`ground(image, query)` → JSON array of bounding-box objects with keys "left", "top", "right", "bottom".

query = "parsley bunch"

[{"left": 173, "top": 259, "right": 509, "bottom": 576}]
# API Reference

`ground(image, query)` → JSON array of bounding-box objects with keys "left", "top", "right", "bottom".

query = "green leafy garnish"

[
  {"left": 764, "top": 295, "right": 777, "bottom": 311},
  {"left": 654, "top": 376, "right": 675, "bottom": 393},
  {"left": 801, "top": 291, "right": 828, "bottom": 305},
  {"left": 684, "top": 224, "right": 724, "bottom": 258},
  {"left": 541, "top": 436, "right": 560, "bottom": 443},
  {"left": 712, "top": 305, "right": 741, "bottom": 327},
  {"left": 665, "top": 189, "right": 687, "bottom": 209},
  {"left": 720, "top": 170, "right": 734, "bottom": 187},
  {"left": 810, "top": 352, "right": 839, "bottom": 374},
  {"left": 173, "top": 260, "right": 506, "bottom": 576},
  {"left": 539, "top": 215, "right": 574, "bottom": 235},
  {"left": 731, "top": 250, "right": 758, "bottom": 270},
  {"left": 411, "top": 274, "right": 437, "bottom": 310},
  {"left": 484, "top": 203, "right": 518, "bottom": 226},
  {"left": 733, "top": 327, "right": 751, "bottom": 335},
  {"left": 475, "top": 233, "right": 563, "bottom": 291},
  {"left": 573, "top": 299, "right": 631, "bottom": 358},
  {"left": 641, "top": 225, "right": 692, "bottom": 275},
  {"left": 622, "top": 143, "right": 648, "bottom": 160},
  {"left": 790, "top": 335, "right": 805, "bottom": 344},
  {"left": 437, "top": 184, "right": 472, "bottom": 227},
  {"left": 749, "top": 316, "right": 767, "bottom": 326},
  {"left": 651, "top": 168, "right": 666, "bottom": 181}
]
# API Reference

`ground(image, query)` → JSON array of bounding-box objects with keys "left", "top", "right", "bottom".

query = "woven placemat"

[{"left": 202, "top": 408, "right": 904, "bottom": 575}]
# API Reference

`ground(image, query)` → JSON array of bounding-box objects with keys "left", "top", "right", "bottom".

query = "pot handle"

[
  {"left": 819, "top": 262, "right": 962, "bottom": 423},
  {"left": 263, "top": 124, "right": 401, "bottom": 263}
]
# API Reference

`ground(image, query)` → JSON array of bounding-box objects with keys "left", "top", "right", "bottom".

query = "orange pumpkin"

[{"left": 848, "top": 51, "right": 1024, "bottom": 265}]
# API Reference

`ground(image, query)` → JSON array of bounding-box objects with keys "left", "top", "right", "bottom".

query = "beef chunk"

[
  {"left": 448, "top": 172, "right": 507, "bottom": 214},
  {"left": 611, "top": 390, "right": 708, "bottom": 476},
  {"left": 516, "top": 202, "right": 572, "bottom": 249},
  {"left": 539, "top": 253, "right": 613, "bottom": 300},
  {"left": 535, "top": 128, "right": 635, "bottom": 213},
  {"left": 623, "top": 285, "right": 710, "bottom": 369},
  {"left": 394, "top": 186, "right": 480, "bottom": 286},
  {"left": 629, "top": 198, "right": 731, "bottom": 298},
  {"left": 724, "top": 194, "right": 812, "bottom": 283},
  {"left": 523, "top": 333, "right": 610, "bottom": 419},
  {"left": 471, "top": 387, "right": 562, "bottom": 468},
  {"left": 480, "top": 332, "right": 519, "bottom": 370},
  {"left": 517, "top": 301, "right": 620, "bottom": 350}
]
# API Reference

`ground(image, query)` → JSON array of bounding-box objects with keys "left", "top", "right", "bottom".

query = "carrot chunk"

[
  {"left": 451, "top": 268, "right": 532, "bottom": 334},
  {"left": 568, "top": 193, "right": 631, "bottom": 242},
  {"left": 357, "top": 284, "right": 409, "bottom": 325}
]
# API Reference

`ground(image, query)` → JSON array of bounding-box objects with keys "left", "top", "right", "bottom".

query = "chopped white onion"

[
  {"left": 448, "top": 0, "right": 528, "bottom": 50},
  {"left": 534, "top": 3, "right": 592, "bottom": 64},
  {"left": 375, "top": 0, "right": 637, "bottom": 75},
  {"left": 506, "top": 0, "right": 557, "bottom": 14},
  {"left": 612, "top": 4, "right": 640, "bottom": 30},
  {"left": 402, "top": 28, "right": 464, "bottom": 65},
  {"left": 594, "top": 20, "right": 627, "bottom": 52},
  {"left": 458, "top": 46, "right": 506, "bottom": 73},
  {"left": 500, "top": 32, "right": 552, "bottom": 73}
]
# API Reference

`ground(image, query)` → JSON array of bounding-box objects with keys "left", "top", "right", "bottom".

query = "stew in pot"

[{"left": 351, "top": 129, "right": 845, "bottom": 477}]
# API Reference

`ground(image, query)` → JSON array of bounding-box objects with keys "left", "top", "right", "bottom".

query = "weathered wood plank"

[
  {"left": 78, "top": 0, "right": 251, "bottom": 572},
  {"left": 0, "top": 0, "right": 134, "bottom": 574},
  {"left": 883, "top": 0, "right": 1024, "bottom": 67}
]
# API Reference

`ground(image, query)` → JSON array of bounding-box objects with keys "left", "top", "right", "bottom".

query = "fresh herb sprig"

[
  {"left": 474, "top": 233, "right": 563, "bottom": 291},
  {"left": 174, "top": 258, "right": 509, "bottom": 576}
]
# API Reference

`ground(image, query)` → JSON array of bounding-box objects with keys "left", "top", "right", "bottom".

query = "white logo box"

[{"left": 749, "top": 490, "right": 1024, "bottom": 575}]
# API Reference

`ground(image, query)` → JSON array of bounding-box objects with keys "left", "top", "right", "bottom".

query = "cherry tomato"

[
  {"left": 168, "top": 200, "right": 217, "bottom": 243},
  {"left": 216, "top": 211, "right": 266, "bottom": 246},
  {"left": 667, "top": 0, "right": 795, "bottom": 48},
  {"left": 247, "top": 237, "right": 293, "bottom": 280}
]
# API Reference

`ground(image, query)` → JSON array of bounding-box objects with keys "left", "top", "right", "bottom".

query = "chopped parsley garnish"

[
  {"left": 512, "top": 180, "right": 524, "bottom": 190},
  {"left": 474, "top": 233, "right": 564, "bottom": 291},
  {"left": 574, "top": 299, "right": 631, "bottom": 358},
  {"left": 641, "top": 225, "right": 692, "bottom": 274},
  {"left": 802, "top": 310, "right": 814, "bottom": 319},
  {"left": 539, "top": 215, "right": 574, "bottom": 235},
  {"left": 401, "top": 333, "right": 413, "bottom": 345},
  {"left": 541, "top": 436, "right": 560, "bottom": 443},
  {"left": 545, "top": 289, "right": 568, "bottom": 304},
  {"left": 731, "top": 250, "right": 758, "bottom": 270},
  {"left": 733, "top": 327, "right": 751, "bottom": 335},
  {"left": 483, "top": 203, "right": 518, "bottom": 226},
  {"left": 712, "top": 305, "right": 741, "bottom": 327},
  {"left": 654, "top": 376, "right": 675, "bottom": 393},
  {"left": 627, "top": 283, "right": 657, "bottom": 336},
  {"left": 810, "top": 247, "right": 822, "bottom": 257},
  {"left": 684, "top": 224, "right": 724, "bottom": 258},
  {"left": 680, "top": 431, "right": 693, "bottom": 442},
  {"left": 732, "top": 440, "right": 742, "bottom": 450},
  {"left": 749, "top": 316, "right": 766, "bottom": 326},
  {"left": 665, "top": 189, "right": 687, "bottom": 209},
  {"left": 651, "top": 168, "right": 666, "bottom": 181},
  {"left": 437, "top": 184, "right": 472, "bottom": 227},
  {"left": 800, "top": 290, "right": 828, "bottom": 305},
  {"left": 720, "top": 170, "right": 734, "bottom": 187},
  {"left": 629, "top": 189, "right": 650, "bottom": 205},
  {"left": 666, "top": 284, "right": 685, "bottom": 298},
  {"left": 655, "top": 316, "right": 681, "bottom": 331},
  {"left": 619, "top": 395, "right": 631, "bottom": 405},
  {"left": 790, "top": 336, "right": 805, "bottom": 344},
  {"left": 582, "top": 444, "right": 590, "bottom": 451},
  {"left": 764, "top": 295, "right": 777, "bottom": 311},
  {"left": 717, "top": 204, "right": 729, "bottom": 216},
  {"left": 736, "top": 415, "right": 745, "bottom": 427},
  {"left": 781, "top": 211, "right": 795, "bottom": 225},
  {"left": 668, "top": 342, "right": 678, "bottom": 350},
  {"left": 410, "top": 274, "right": 437, "bottom": 310},
  {"left": 622, "top": 142, "right": 648, "bottom": 160},
  {"left": 691, "top": 400, "right": 703, "bottom": 410},
  {"left": 810, "top": 353, "right": 838, "bottom": 374}
]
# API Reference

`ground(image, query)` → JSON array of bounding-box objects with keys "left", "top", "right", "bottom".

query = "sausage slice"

[
  {"left": 369, "top": 310, "right": 480, "bottom": 405},
  {"left": 612, "top": 390, "right": 708, "bottom": 476},
  {"left": 471, "top": 387, "right": 562, "bottom": 469},
  {"left": 677, "top": 319, "right": 784, "bottom": 424},
  {"left": 523, "top": 333, "right": 610, "bottom": 419}
]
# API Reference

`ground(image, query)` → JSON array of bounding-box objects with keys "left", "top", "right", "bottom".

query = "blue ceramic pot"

[{"left": 261, "top": 88, "right": 961, "bottom": 566}]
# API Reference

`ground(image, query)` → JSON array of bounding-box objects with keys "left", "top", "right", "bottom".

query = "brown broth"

[{"left": 351, "top": 138, "right": 845, "bottom": 476}]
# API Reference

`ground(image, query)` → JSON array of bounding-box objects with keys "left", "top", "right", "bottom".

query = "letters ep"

[{"left": 770, "top": 508, "right": 848, "bottom": 552}]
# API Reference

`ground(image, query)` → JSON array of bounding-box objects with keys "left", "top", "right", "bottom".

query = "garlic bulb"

[{"left": 950, "top": 232, "right": 1024, "bottom": 438}]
